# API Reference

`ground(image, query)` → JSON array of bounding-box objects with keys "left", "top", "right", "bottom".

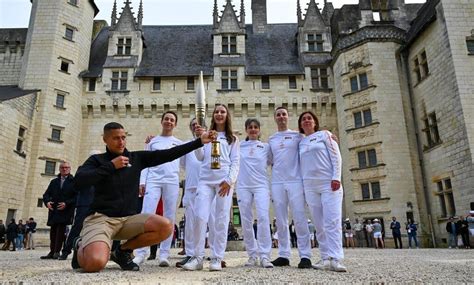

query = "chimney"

[{"left": 251, "top": 0, "right": 267, "bottom": 34}]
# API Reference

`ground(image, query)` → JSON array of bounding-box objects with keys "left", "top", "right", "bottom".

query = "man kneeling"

[{"left": 73, "top": 122, "right": 215, "bottom": 272}]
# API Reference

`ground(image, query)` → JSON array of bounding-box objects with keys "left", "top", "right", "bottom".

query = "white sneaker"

[
  {"left": 330, "top": 259, "right": 347, "bottom": 272},
  {"left": 132, "top": 254, "right": 146, "bottom": 265},
  {"left": 312, "top": 259, "right": 331, "bottom": 270},
  {"left": 245, "top": 256, "right": 259, "bottom": 267},
  {"left": 158, "top": 258, "right": 170, "bottom": 267},
  {"left": 209, "top": 258, "right": 222, "bottom": 271},
  {"left": 182, "top": 257, "right": 203, "bottom": 271},
  {"left": 260, "top": 258, "right": 274, "bottom": 268}
]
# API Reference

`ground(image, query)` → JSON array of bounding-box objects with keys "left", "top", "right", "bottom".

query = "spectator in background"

[
  {"left": 289, "top": 220, "right": 297, "bottom": 248},
  {"left": 406, "top": 219, "right": 419, "bottom": 249},
  {"left": 343, "top": 218, "right": 355, "bottom": 249},
  {"left": 253, "top": 219, "right": 258, "bottom": 240},
  {"left": 456, "top": 216, "right": 470, "bottom": 249},
  {"left": 2, "top": 219, "right": 18, "bottom": 251},
  {"left": 308, "top": 220, "right": 316, "bottom": 248},
  {"left": 16, "top": 220, "right": 25, "bottom": 250},
  {"left": 353, "top": 219, "right": 364, "bottom": 247},
  {"left": 446, "top": 217, "right": 457, "bottom": 249},
  {"left": 26, "top": 217, "right": 36, "bottom": 250},
  {"left": 372, "top": 219, "right": 384, "bottom": 249},
  {"left": 365, "top": 220, "right": 374, "bottom": 248},
  {"left": 0, "top": 220, "right": 6, "bottom": 246},
  {"left": 468, "top": 211, "right": 474, "bottom": 240},
  {"left": 390, "top": 217, "right": 402, "bottom": 249}
]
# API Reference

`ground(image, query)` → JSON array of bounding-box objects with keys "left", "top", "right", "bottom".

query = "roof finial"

[
  {"left": 213, "top": 0, "right": 219, "bottom": 28},
  {"left": 297, "top": 0, "right": 302, "bottom": 26},
  {"left": 111, "top": 0, "right": 118, "bottom": 27},
  {"left": 137, "top": 0, "right": 143, "bottom": 29},
  {"left": 240, "top": 0, "right": 245, "bottom": 26}
]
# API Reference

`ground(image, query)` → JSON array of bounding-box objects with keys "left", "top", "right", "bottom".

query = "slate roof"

[
  {"left": 405, "top": 0, "right": 440, "bottom": 45},
  {"left": 135, "top": 25, "right": 214, "bottom": 77},
  {"left": 84, "top": 23, "right": 305, "bottom": 78},
  {"left": 0, "top": 85, "right": 38, "bottom": 102},
  {"left": 0, "top": 28, "right": 28, "bottom": 44},
  {"left": 245, "top": 24, "right": 304, "bottom": 75}
]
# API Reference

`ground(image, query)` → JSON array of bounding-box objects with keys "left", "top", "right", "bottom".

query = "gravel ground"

[{"left": 0, "top": 248, "right": 473, "bottom": 284}]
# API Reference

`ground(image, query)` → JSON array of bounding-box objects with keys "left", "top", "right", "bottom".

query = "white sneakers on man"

[
  {"left": 312, "top": 259, "right": 331, "bottom": 270},
  {"left": 244, "top": 256, "right": 259, "bottom": 267},
  {"left": 260, "top": 258, "right": 274, "bottom": 268},
  {"left": 158, "top": 258, "right": 170, "bottom": 267},
  {"left": 330, "top": 259, "right": 347, "bottom": 272},
  {"left": 182, "top": 257, "right": 204, "bottom": 271},
  {"left": 209, "top": 258, "right": 222, "bottom": 271},
  {"left": 132, "top": 254, "right": 145, "bottom": 265}
]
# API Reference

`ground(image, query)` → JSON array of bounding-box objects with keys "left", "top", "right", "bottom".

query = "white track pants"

[
  {"left": 271, "top": 182, "right": 311, "bottom": 259},
  {"left": 304, "top": 181, "right": 344, "bottom": 261},
  {"left": 183, "top": 187, "right": 197, "bottom": 257},
  {"left": 135, "top": 183, "right": 179, "bottom": 260},
  {"left": 193, "top": 183, "right": 233, "bottom": 260},
  {"left": 237, "top": 187, "right": 272, "bottom": 259}
]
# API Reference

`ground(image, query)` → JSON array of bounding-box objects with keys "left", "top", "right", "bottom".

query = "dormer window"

[
  {"left": 222, "top": 35, "right": 237, "bottom": 54},
  {"left": 117, "top": 37, "right": 132, "bottom": 55},
  {"left": 111, "top": 71, "right": 128, "bottom": 91},
  {"left": 307, "top": 34, "right": 323, "bottom": 52},
  {"left": 371, "top": 0, "right": 389, "bottom": 21}
]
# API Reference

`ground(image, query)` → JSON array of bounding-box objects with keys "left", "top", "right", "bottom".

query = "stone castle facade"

[{"left": 0, "top": 0, "right": 473, "bottom": 247}]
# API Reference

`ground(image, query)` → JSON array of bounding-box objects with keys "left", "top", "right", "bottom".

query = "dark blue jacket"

[
  {"left": 75, "top": 139, "right": 203, "bottom": 218},
  {"left": 390, "top": 221, "right": 401, "bottom": 235},
  {"left": 43, "top": 174, "right": 77, "bottom": 226}
]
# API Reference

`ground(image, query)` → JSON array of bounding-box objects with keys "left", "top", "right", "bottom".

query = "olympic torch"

[{"left": 195, "top": 71, "right": 206, "bottom": 128}]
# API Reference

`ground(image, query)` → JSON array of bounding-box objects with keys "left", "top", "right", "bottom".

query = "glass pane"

[
  {"left": 230, "top": 44, "right": 237, "bottom": 53},
  {"left": 221, "top": 79, "right": 228, "bottom": 89},
  {"left": 368, "top": 149, "right": 377, "bottom": 166},
  {"left": 350, "top": 76, "right": 358, "bottom": 92},
  {"left": 320, "top": 68, "right": 327, "bottom": 76},
  {"left": 89, "top": 79, "right": 96, "bottom": 91},
  {"left": 126, "top": 38, "right": 132, "bottom": 45},
  {"left": 321, "top": 77, "right": 328, "bottom": 89},
  {"left": 56, "top": 94, "right": 65, "bottom": 107},
  {"left": 439, "top": 195, "right": 447, "bottom": 217},
  {"left": 231, "top": 70, "right": 237, "bottom": 77},
  {"left": 310, "top": 68, "right": 318, "bottom": 77},
  {"left": 222, "top": 70, "right": 228, "bottom": 77},
  {"left": 61, "top": 62, "right": 68, "bottom": 72},
  {"left": 111, "top": 80, "right": 118, "bottom": 90},
  {"left": 120, "top": 80, "right": 127, "bottom": 90},
  {"left": 316, "top": 43, "right": 323, "bottom": 52},
  {"left": 153, "top": 77, "right": 161, "bottom": 90},
  {"left": 18, "top": 127, "right": 26, "bottom": 137},
  {"left": 437, "top": 181, "right": 443, "bottom": 192},
  {"left": 222, "top": 37, "right": 229, "bottom": 44},
  {"left": 359, "top": 73, "right": 368, "bottom": 89},
  {"left": 361, "top": 183, "right": 370, "bottom": 200},
  {"left": 311, "top": 78, "right": 319, "bottom": 89},
  {"left": 307, "top": 34, "right": 314, "bottom": 41},
  {"left": 444, "top": 179, "right": 452, "bottom": 190},
  {"left": 358, "top": 151, "right": 367, "bottom": 168},
  {"left": 230, "top": 36, "right": 237, "bottom": 44},
  {"left": 289, "top": 76, "right": 297, "bottom": 89},
  {"left": 467, "top": 40, "right": 474, "bottom": 54},
  {"left": 16, "top": 139, "right": 23, "bottom": 152},
  {"left": 112, "top": 72, "right": 119, "bottom": 78},
  {"left": 187, "top": 77, "right": 194, "bottom": 90},
  {"left": 45, "top": 161, "right": 56, "bottom": 175},
  {"left": 363, "top": 109, "right": 372, "bottom": 125},
  {"left": 315, "top": 34, "right": 322, "bottom": 41},
  {"left": 231, "top": 79, "right": 238, "bottom": 89},
  {"left": 125, "top": 46, "right": 131, "bottom": 55},
  {"left": 52, "top": 129, "right": 61, "bottom": 140},
  {"left": 354, "top": 112, "right": 362, "bottom": 128},
  {"left": 118, "top": 38, "right": 124, "bottom": 44},
  {"left": 447, "top": 192, "right": 456, "bottom": 216},
  {"left": 371, "top": 182, "right": 381, "bottom": 199},
  {"left": 65, "top": 28, "right": 73, "bottom": 40},
  {"left": 308, "top": 43, "right": 315, "bottom": 52},
  {"left": 121, "top": 71, "right": 128, "bottom": 78}
]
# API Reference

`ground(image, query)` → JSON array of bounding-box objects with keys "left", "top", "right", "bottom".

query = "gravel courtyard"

[{"left": 1, "top": 248, "right": 473, "bottom": 284}]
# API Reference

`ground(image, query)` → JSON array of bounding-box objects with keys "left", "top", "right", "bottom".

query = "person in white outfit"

[
  {"left": 133, "top": 111, "right": 183, "bottom": 267},
  {"left": 298, "top": 110, "right": 347, "bottom": 272},
  {"left": 237, "top": 118, "right": 274, "bottom": 268},
  {"left": 183, "top": 104, "right": 240, "bottom": 271},
  {"left": 175, "top": 118, "right": 201, "bottom": 267},
  {"left": 268, "top": 106, "right": 312, "bottom": 269}
]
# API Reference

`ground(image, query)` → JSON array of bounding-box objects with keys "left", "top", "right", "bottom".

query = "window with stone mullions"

[
  {"left": 187, "top": 76, "right": 195, "bottom": 91},
  {"left": 354, "top": 109, "right": 372, "bottom": 128},
  {"left": 307, "top": 33, "right": 323, "bottom": 52},
  {"left": 222, "top": 35, "right": 237, "bottom": 54},
  {"left": 311, "top": 67, "right": 328, "bottom": 89},
  {"left": 117, "top": 38, "right": 132, "bottom": 55},
  {"left": 436, "top": 178, "right": 455, "bottom": 217},
  {"left": 111, "top": 71, "right": 128, "bottom": 91},
  {"left": 358, "top": 149, "right": 377, "bottom": 168},
  {"left": 361, "top": 181, "right": 381, "bottom": 200},
  {"left": 221, "top": 69, "right": 238, "bottom": 90},
  {"left": 350, "top": 73, "right": 368, "bottom": 92},
  {"left": 16, "top": 126, "right": 26, "bottom": 153},
  {"left": 413, "top": 50, "right": 429, "bottom": 83},
  {"left": 422, "top": 112, "right": 440, "bottom": 148}
]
